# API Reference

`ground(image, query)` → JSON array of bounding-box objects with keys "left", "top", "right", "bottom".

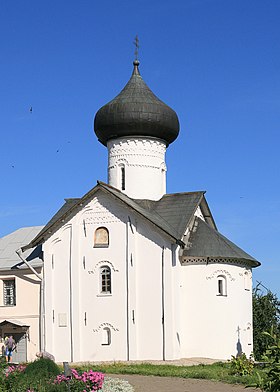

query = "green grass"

[
  {"left": 75, "top": 361, "right": 265, "bottom": 385},
  {"left": 0, "top": 359, "right": 267, "bottom": 390}
]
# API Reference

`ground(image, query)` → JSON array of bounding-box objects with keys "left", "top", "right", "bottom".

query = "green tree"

[
  {"left": 253, "top": 283, "right": 280, "bottom": 360},
  {"left": 249, "top": 329, "right": 280, "bottom": 392}
]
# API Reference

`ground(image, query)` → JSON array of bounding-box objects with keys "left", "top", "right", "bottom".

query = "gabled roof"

[
  {"left": 0, "top": 319, "right": 29, "bottom": 327},
  {"left": 99, "top": 183, "right": 185, "bottom": 241},
  {"left": 0, "top": 226, "right": 44, "bottom": 271},
  {"left": 23, "top": 182, "right": 205, "bottom": 250},
  {"left": 99, "top": 183, "right": 205, "bottom": 242},
  {"left": 134, "top": 191, "right": 206, "bottom": 238},
  {"left": 182, "top": 217, "right": 260, "bottom": 267},
  {"left": 19, "top": 183, "right": 260, "bottom": 268}
]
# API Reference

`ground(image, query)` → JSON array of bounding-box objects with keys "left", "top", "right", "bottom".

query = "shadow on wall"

[
  {"left": 236, "top": 339, "right": 242, "bottom": 356},
  {"left": 236, "top": 325, "right": 243, "bottom": 356}
]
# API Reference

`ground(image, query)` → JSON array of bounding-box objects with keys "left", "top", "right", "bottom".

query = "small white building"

[
  {"left": 2, "top": 59, "right": 260, "bottom": 362},
  {"left": 0, "top": 227, "right": 43, "bottom": 362}
]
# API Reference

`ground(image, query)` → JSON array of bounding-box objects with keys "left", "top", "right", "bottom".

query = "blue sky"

[{"left": 1, "top": 0, "right": 279, "bottom": 296}]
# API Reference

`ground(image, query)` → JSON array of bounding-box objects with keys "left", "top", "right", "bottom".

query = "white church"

[{"left": 0, "top": 58, "right": 260, "bottom": 363}]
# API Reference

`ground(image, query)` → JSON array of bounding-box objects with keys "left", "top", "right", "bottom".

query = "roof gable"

[
  {"left": 134, "top": 191, "right": 205, "bottom": 239},
  {"left": 23, "top": 182, "right": 207, "bottom": 250}
]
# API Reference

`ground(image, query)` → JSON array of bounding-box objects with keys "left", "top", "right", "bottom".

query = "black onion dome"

[{"left": 94, "top": 61, "right": 180, "bottom": 146}]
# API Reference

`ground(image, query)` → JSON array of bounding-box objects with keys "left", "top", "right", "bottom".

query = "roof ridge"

[
  {"left": 98, "top": 182, "right": 184, "bottom": 244},
  {"left": 163, "top": 190, "right": 206, "bottom": 197}
]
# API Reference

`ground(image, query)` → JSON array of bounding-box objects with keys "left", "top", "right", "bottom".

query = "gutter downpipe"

[
  {"left": 161, "top": 246, "right": 165, "bottom": 361},
  {"left": 126, "top": 221, "right": 130, "bottom": 361},
  {"left": 16, "top": 248, "right": 45, "bottom": 352},
  {"left": 68, "top": 225, "right": 74, "bottom": 363}
]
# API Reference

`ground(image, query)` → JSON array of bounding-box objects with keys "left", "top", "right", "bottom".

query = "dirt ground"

[{"left": 109, "top": 374, "right": 259, "bottom": 392}]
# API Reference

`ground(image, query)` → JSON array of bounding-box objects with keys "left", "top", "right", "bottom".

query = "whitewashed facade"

[
  {"left": 38, "top": 189, "right": 256, "bottom": 362},
  {"left": 107, "top": 137, "right": 167, "bottom": 200}
]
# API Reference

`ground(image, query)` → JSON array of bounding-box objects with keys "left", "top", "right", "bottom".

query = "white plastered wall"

[
  {"left": 179, "top": 262, "right": 253, "bottom": 360},
  {"left": 130, "top": 220, "right": 176, "bottom": 360},
  {"left": 43, "top": 192, "right": 128, "bottom": 362},
  {"left": 43, "top": 190, "right": 179, "bottom": 362},
  {"left": 107, "top": 137, "right": 167, "bottom": 200}
]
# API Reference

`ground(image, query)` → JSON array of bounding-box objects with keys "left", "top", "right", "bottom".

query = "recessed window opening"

[
  {"left": 100, "top": 266, "right": 111, "bottom": 294},
  {"left": 102, "top": 327, "right": 111, "bottom": 345},
  {"left": 247, "top": 323, "right": 252, "bottom": 345},
  {"left": 217, "top": 275, "right": 227, "bottom": 296},
  {"left": 121, "top": 167, "right": 125, "bottom": 190},
  {"left": 3, "top": 279, "right": 16, "bottom": 306},
  {"left": 244, "top": 271, "right": 250, "bottom": 291},
  {"left": 94, "top": 227, "right": 109, "bottom": 248}
]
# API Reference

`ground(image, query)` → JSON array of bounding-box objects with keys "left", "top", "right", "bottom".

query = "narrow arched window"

[
  {"left": 100, "top": 266, "right": 111, "bottom": 294},
  {"left": 94, "top": 227, "right": 109, "bottom": 248},
  {"left": 244, "top": 271, "right": 250, "bottom": 291},
  {"left": 217, "top": 275, "right": 227, "bottom": 296},
  {"left": 102, "top": 327, "right": 111, "bottom": 345},
  {"left": 121, "top": 167, "right": 125, "bottom": 190}
]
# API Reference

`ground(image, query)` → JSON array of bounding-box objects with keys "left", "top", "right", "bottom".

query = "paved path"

[{"left": 109, "top": 374, "right": 259, "bottom": 392}]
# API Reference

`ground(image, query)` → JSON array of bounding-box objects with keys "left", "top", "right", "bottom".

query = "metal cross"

[{"left": 134, "top": 35, "right": 139, "bottom": 60}]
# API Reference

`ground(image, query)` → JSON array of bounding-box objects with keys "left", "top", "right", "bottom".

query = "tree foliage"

[
  {"left": 249, "top": 329, "right": 280, "bottom": 392},
  {"left": 253, "top": 283, "right": 280, "bottom": 360}
]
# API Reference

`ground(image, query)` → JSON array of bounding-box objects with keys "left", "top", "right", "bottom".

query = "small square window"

[{"left": 3, "top": 279, "right": 16, "bottom": 306}]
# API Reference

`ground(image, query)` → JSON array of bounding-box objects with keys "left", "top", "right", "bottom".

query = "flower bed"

[
  {"left": 53, "top": 368, "right": 104, "bottom": 391},
  {"left": 1, "top": 359, "right": 134, "bottom": 392}
]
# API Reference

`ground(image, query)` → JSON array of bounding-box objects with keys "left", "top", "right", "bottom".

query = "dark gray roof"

[
  {"left": 0, "top": 226, "right": 44, "bottom": 271},
  {"left": 134, "top": 191, "right": 205, "bottom": 239},
  {"left": 21, "top": 184, "right": 260, "bottom": 268},
  {"left": 94, "top": 61, "right": 179, "bottom": 146},
  {"left": 99, "top": 183, "right": 204, "bottom": 243},
  {"left": 183, "top": 217, "right": 260, "bottom": 267},
  {"left": 23, "top": 182, "right": 205, "bottom": 250}
]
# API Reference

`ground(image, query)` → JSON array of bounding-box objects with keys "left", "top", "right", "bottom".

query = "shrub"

[
  {"left": 3, "top": 358, "right": 61, "bottom": 392},
  {"left": 229, "top": 353, "right": 254, "bottom": 376},
  {"left": 24, "top": 357, "right": 61, "bottom": 379}
]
